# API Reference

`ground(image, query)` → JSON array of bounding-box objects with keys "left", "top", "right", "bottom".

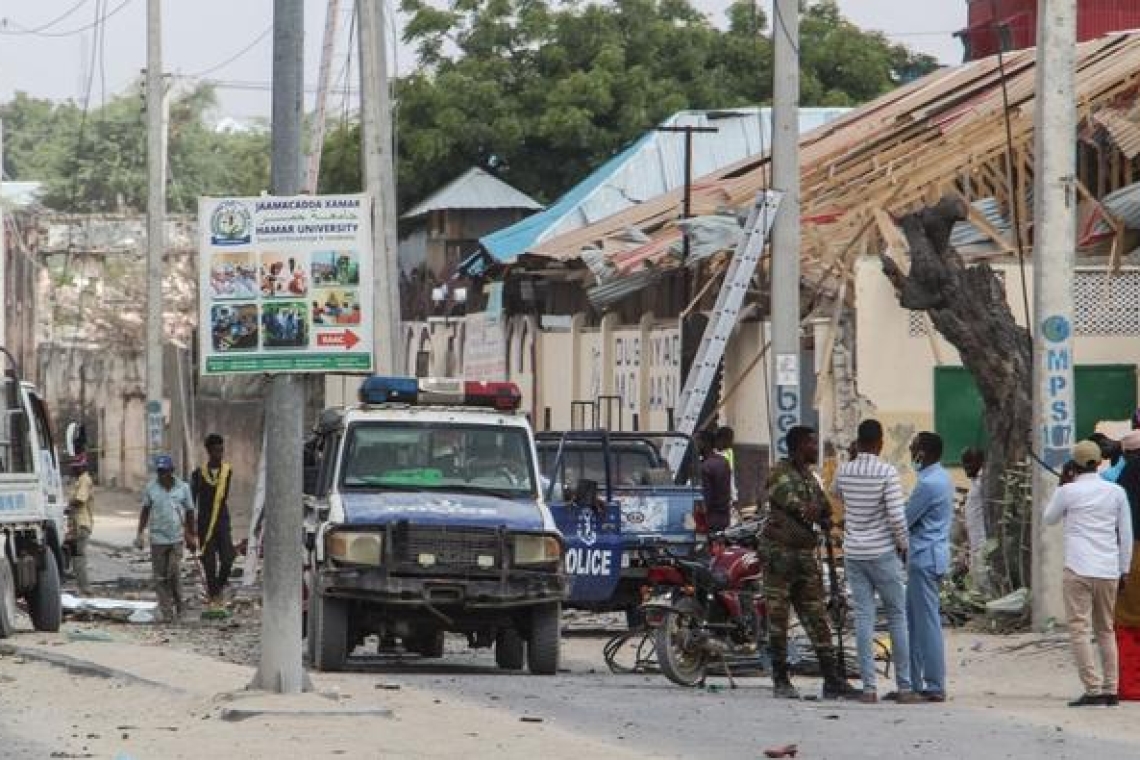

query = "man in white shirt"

[{"left": 1044, "top": 439, "right": 1133, "bottom": 707}]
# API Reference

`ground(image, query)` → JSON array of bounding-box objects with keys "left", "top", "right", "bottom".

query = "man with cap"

[
  {"left": 67, "top": 454, "right": 95, "bottom": 596},
  {"left": 135, "top": 454, "right": 197, "bottom": 623},
  {"left": 1045, "top": 439, "right": 1133, "bottom": 706},
  {"left": 190, "top": 433, "right": 237, "bottom": 609}
]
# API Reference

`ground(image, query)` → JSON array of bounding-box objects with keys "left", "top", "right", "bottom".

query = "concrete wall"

[{"left": 855, "top": 256, "right": 1140, "bottom": 460}]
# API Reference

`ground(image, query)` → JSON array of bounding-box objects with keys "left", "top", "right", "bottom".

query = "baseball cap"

[
  {"left": 154, "top": 454, "right": 174, "bottom": 472},
  {"left": 1071, "top": 440, "right": 1102, "bottom": 469}
]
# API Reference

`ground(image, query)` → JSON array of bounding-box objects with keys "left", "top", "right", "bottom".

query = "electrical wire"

[
  {"left": 0, "top": 0, "right": 90, "bottom": 35},
  {"left": 0, "top": 0, "right": 132, "bottom": 38},
  {"left": 185, "top": 25, "right": 272, "bottom": 79}
]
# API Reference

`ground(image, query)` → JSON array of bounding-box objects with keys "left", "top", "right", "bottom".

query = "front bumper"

[{"left": 318, "top": 565, "right": 565, "bottom": 609}]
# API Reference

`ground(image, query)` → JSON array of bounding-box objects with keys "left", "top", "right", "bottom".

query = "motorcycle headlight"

[
  {"left": 513, "top": 534, "right": 561, "bottom": 566},
  {"left": 326, "top": 531, "right": 383, "bottom": 566}
]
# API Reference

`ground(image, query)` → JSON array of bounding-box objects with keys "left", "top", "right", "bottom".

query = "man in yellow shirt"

[{"left": 68, "top": 456, "right": 95, "bottom": 596}]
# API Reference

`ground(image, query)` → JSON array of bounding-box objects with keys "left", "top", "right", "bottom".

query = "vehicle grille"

[{"left": 391, "top": 525, "right": 502, "bottom": 570}]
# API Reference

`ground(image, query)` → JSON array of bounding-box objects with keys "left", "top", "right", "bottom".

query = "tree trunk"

[{"left": 880, "top": 197, "right": 1032, "bottom": 586}]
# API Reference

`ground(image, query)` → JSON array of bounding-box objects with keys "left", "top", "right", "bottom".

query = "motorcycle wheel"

[{"left": 654, "top": 598, "right": 707, "bottom": 687}]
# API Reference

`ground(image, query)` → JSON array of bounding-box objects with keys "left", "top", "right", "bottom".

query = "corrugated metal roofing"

[
  {"left": 480, "top": 107, "right": 848, "bottom": 262},
  {"left": 950, "top": 197, "right": 1012, "bottom": 248},
  {"left": 401, "top": 167, "right": 542, "bottom": 220}
]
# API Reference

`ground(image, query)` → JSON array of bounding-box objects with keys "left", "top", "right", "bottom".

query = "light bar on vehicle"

[{"left": 359, "top": 376, "right": 522, "bottom": 411}]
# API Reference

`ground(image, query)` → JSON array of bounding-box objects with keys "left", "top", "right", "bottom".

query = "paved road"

[{"left": 325, "top": 634, "right": 1139, "bottom": 760}]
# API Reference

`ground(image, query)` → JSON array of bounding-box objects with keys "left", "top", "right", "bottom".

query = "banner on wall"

[
  {"left": 198, "top": 194, "right": 374, "bottom": 375},
  {"left": 463, "top": 311, "right": 507, "bottom": 381}
]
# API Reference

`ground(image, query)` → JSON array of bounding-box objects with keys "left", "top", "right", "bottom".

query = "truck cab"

[
  {"left": 303, "top": 376, "right": 565, "bottom": 674},
  {"left": 0, "top": 367, "right": 67, "bottom": 638},
  {"left": 536, "top": 430, "right": 700, "bottom": 624}
]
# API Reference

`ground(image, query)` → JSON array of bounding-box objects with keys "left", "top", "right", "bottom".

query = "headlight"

[
  {"left": 513, "top": 534, "right": 561, "bottom": 565},
  {"left": 326, "top": 531, "right": 383, "bottom": 565}
]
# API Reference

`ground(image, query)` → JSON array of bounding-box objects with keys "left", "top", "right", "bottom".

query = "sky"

[{"left": 0, "top": 1, "right": 969, "bottom": 121}]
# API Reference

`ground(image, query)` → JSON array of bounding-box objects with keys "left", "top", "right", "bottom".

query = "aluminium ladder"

[{"left": 665, "top": 190, "right": 782, "bottom": 473}]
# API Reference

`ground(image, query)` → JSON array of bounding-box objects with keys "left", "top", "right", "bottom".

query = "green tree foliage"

[
  {"left": 0, "top": 84, "right": 270, "bottom": 213},
  {"left": 322, "top": 0, "right": 937, "bottom": 211}
]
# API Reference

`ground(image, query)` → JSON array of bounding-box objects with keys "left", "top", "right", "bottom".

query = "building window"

[{"left": 1074, "top": 270, "right": 1140, "bottom": 336}]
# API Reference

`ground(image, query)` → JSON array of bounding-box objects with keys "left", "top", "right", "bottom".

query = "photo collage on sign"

[
  {"left": 208, "top": 246, "right": 362, "bottom": 353},
  {"left": 310, "top": 250, "right": 362, "bottom": 329}
]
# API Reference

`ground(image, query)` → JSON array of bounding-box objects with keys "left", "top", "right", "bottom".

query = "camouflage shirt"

[{"left": 763, "top": 460, "right": 827, "bottom": 550}]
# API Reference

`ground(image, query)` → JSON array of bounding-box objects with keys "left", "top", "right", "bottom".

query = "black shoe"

[
  {"left": 1067, "top": 693, "right": 1106, "bottom": 707},
  {"left": 1104, "top": 694, "right": 1119, "bottom": 707}
]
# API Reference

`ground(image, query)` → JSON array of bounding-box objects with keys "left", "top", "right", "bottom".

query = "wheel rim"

[{"left": 664, "top": 611, "right": 705, "bottom": 677}]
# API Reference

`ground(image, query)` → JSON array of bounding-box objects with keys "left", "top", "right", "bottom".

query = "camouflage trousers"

[{"left": 763, "top": 544, "right": 837, "bottom": 676}]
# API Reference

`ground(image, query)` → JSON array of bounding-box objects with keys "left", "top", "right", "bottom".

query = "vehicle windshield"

[{"left": 340, "top": 422, "right": 536, "bottom": 497}]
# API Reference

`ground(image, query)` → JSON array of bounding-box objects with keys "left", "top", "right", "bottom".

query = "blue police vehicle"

[{"left": 302, "top": 376, "right": 565, "bottom": 674}]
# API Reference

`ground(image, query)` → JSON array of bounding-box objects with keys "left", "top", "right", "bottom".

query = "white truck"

[
  {"left": 303, "top": 376, "right": 566, "bottom": 674},
  {"left": 0, "top": 362, "right": 67, "bottom": 637}
]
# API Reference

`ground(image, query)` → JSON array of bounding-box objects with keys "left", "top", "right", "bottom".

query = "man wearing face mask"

[{"left": 905, "top": 432, "right": 954, "bottom": 702}]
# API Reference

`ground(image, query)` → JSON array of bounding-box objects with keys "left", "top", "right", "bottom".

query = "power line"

[
  {"left": 0, "top": 0, "right": 133, "bottom": 38},
  {"left": 0, "top": 0, "right": 91, "bottom": 35},
  {"left": 185, "top": 25, "right": 272, "bottom": 79}
]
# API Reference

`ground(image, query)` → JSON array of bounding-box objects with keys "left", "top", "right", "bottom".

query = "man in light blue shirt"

[
  {"left": 905, "top": 431, "right": 954, "bottom": 702},
  {"left": 135, "top": 454, "right": 197, "bottom": 623}
]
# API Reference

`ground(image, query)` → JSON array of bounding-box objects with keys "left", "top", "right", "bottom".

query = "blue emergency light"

[{"left": 359, "top": 376, "right": 522, "bottom": 411}]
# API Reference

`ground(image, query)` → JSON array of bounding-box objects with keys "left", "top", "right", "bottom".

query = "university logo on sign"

[{"left": 210, "top": 201, "right": 253, "bottom": 246}]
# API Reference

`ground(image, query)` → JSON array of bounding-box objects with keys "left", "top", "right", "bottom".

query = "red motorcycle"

[{"left": 642, "top": 520, "right": 768, "bottom": 687}]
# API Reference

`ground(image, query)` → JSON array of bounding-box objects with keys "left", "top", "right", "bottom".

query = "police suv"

[{"left": 303, "top": 376, "right": 565, "bottom": 674}]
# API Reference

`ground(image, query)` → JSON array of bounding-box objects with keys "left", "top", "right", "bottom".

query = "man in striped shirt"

[{"left": 833, "top": 419, "right": 919, "bottom": 704}]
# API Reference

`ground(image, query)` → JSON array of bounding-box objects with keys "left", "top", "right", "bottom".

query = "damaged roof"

[
  {"left": 526, "top": 31, "right": 1140, "bottom": 296},
  {"left": 480, "top": 107, "right": 848, "bottom": 262}
]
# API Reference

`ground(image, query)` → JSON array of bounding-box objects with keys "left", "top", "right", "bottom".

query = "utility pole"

[
  {"left": 654, "top": 124, "right": 718, "bottom": 260},
  {"left": 145, "top": 0, "right": 166, "bottom": 464},
  {"left": 769, "top": 0, "right": 801, "bottom": 459},
  {"left": 358, "top": 0, "right": 401, "bottom": 373},
  {"left": 0, "top": 119, "right": 6, "bottom": 348},
  {"left": 251, "top": 0, "right": 307, "bottom": 694},
  {"left": 1031, "top": 0, "right": 1077, "bottom": 629},
  {"left": 305, "top": 0, "right": 342, "bottom": 194}
]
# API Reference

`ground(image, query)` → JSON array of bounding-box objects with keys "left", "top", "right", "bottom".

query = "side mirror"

[
  {"left": 573, "top": 478, "right": 598, "bottom": 508},
  {"left": 303, "top": 465, "right": 319, "bottom": 495}
]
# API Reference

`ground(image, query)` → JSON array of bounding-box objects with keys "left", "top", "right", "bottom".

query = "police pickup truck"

[
  {"left": 536, "top": 430, "right": 700, "bottom": 625},
  {"left": 0, "top": 360, "right": 67, "bottom": 638},
  {"left": 303, "top": 376, "right": 565, "bottom": 674}
]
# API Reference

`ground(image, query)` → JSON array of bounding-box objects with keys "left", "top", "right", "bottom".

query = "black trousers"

[{"left": 200, "top": 519, "right": 236, "bottom": 599}]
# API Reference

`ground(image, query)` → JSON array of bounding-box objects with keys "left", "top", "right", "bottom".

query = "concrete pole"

[
  {"left": 0, "top": 119, "right": 6, "bottom": 349},
  {"left": 1030, "top": 0, "right": 1077, "bottom": 629},
  {"left": 358, "top": 0, "right": 401, "bottom": 373},
  {"left": 251, "top": 0, "right": 307, "bottom": 694},
  {"left": 769, "top": 0, "right": 800, "bottom": 459},
  {"left": 305, "top": 0, "right": 342, "bottom": 194},
  {"left": 145, "top": 0, "right": 166, "bottom": 462}
]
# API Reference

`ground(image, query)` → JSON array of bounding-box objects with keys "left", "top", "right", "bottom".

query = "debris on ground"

[
  {"left": 763, "top": 744, "right": 798, "bottom": 758},
  {"left": 61, "top": 594, "right": 158, "bottom": 624}
]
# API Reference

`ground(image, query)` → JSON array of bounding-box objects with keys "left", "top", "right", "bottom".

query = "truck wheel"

[
  {"left": 0, "top": 560, "right": 17, "bottom": 638},
  {"left": 494, "top": 628, "right": 525, "bottom": 670},
  {"left": 27, "top": 548, "right": 62, "bottom": 633},
  {"left": 526, "top": 602, "right": 561, "bottom": 675},
  {"left": 304, "top": 572, "right": 318, "bottom": 665},
  {"left": 312, "top": 592, "right": 349, "bottom": 671}
]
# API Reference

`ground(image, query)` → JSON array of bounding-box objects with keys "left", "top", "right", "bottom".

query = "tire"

[
  {"left": 27, "top": 548, "right": 62, "bottom": 633},
  {"left": 410, "top": 630, "right": 445, "bottom": 659},
  {"left": 304, "top": 572, "right": 318, "bottom": 665},
  {"left": 654, "top": 599, "right": 707, "bottom": 687},
  {"left": 312, "top": 591, "right": 349, "bottom": 672},
  {"left": 495, "top": 628, "right": 525, "bottom": 670},
  {"left": 526, "top": 602, "right": 561, "bottom": 675},
  {"left": 0, "top": 559, "right": 17, "bottom": 638}
]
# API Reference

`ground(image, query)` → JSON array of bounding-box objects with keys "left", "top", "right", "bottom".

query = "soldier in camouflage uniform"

[{"left": 762, "top": 425, "right": 859, "bottom": 699}]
